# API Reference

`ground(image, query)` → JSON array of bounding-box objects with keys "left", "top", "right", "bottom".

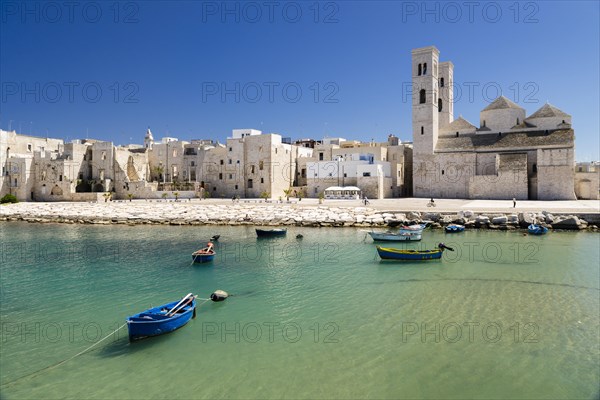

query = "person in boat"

[{"left": 197, "top": 241, "right": 214, "bottom": 254}]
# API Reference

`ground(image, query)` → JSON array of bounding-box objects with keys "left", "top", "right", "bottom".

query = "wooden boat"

[
  {"left": 126, "top": 293, "right": 197, "bottom": 341},
  {"left": 445, "top": 224, "right": 465, "bottom": 233},
  {"left": 376, "top": 243, "right": 454, "bottom": 261},
  {"left": 369, "top": 231, "right": 422, "bottom": 241},
  {"left": 256, "top": 228, "right": 287, "bottom": 237},
  {"left": 528, "top": 224, "right": 548, "bottom": 235},
  {"left": 192, "top": 242, "right": 215, "bottom": 263}
]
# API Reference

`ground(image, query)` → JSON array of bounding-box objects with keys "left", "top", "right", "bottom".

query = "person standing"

[{"left": 513, "top": 198, "right": 516, "bottom": 208}]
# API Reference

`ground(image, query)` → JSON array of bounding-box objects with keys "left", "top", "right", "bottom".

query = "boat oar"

[
  {"left": 167, "top": 295, "right": 197, "bottom": 317},
  {"left": 167, "top": 293, "right": 193, "bottom": 316}
]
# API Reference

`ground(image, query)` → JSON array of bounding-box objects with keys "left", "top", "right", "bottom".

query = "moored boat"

[
  {"left": 528, "top": 224, "right": 548, "bottom": 235},
  {"left": 192, "top": 242, "right": 215, "bottom": 263},
  {"left": 369, "top": 231, "right": 422, "bottom": 241},
  {"left": 256, "top": 228, "right": 287, "bottom": 237},
  {"left": 126, "top": 293, "right": 197, "bottom": 341},
  {"left": 445, "top": 224, "right": 465, "bottom": 233},
  {"left": 376, "top": 243, "right": 454, "bottom": 261}
]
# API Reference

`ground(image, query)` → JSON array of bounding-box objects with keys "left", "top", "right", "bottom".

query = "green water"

[{"left": 0, "top": 222, "right": 598, "bottom": 399}]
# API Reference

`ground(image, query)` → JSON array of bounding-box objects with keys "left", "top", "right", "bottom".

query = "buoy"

[{"left": 210, "top": 290, "right": 229, "bottom": 302}]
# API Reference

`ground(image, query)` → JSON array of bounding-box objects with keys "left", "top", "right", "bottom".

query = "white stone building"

[{"left": 411, "top": 46, "right": 576, "bottom": 200}]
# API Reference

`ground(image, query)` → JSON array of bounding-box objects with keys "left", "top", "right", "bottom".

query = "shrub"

[{"left": 0, "top": 194, "right": 18, "bottom": 204}]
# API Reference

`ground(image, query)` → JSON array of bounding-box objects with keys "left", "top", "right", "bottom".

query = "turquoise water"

[{"left": 0, "top": 222, "right": 598, "bottom": 399}]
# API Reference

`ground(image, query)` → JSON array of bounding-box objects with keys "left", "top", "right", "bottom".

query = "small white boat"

[{"left": 368, "top": 231, "right": 422, "bottom": 241}]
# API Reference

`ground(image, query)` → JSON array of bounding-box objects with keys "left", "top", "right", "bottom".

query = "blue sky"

[{"left": 1, "top": 1, "right": 599, "bottom": 160}]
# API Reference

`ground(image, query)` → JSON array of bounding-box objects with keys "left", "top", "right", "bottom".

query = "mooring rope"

[{"left": 0, "top": 322, "right": 127, "bottom": 388}]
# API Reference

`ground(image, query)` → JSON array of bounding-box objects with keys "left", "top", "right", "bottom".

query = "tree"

[
  {"left": 102, "top": 193, "right": 111, "bottom": 203},
  {"left": 127, "top": 193, "right": 134, "bottom": 202},
  {"left": 283, "top": 188, "right": 292, "bottom": 202},
  {"left": 152, "top": 165, "right": 165, "bottom": 182},
  {"left": 260, "top": 191, "right": 270, "bottom": 201},
  {"left": 162, "top": 192, "right": 168, "bottom": 201},
  {"left": 173, "top": 192, "right": 179, "bottom": 201}
]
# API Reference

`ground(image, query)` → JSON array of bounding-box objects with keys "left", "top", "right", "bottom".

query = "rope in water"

[{"left": 0, "top": 322, "right": 128, "bottom": 388}]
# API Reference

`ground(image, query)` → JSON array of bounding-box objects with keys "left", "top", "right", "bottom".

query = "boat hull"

[
  {"left": 127, "top": 299, "right": 196, "bottom": 341},
  {"left": 376, "top": 246, "right": 443, "bottom": 261},
  {"left": 445, "top": 225, "right": 465, "bottom": 233},
  {"left": 528, "top": 224, "right": 548, "bottom": 235},
  {"left": 256, "top": 229, "right": 287, "bottom": 237},
  {"left": 369, "top": 232, "right": 422, "bottom": 241},
  {"left": 192, "top": 252, "right": 215, "bottom": 263}
]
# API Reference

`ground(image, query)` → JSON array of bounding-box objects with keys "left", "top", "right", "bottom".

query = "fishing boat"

[
  {"left": 528, "top": 224, "right": 548, "bottom": 235},
  {"left": 126, "top": 293, "right": 197, "bottom": 341},
  {"left": 368, "top": 231, "right": 422, "bottom": 241},
  {"left": 445, "top": 224, "right": 465, "bottom": 233},
  {"left": 256, "top": 228, "right": 287, "bottom": 237},
  {"left": 192, "top": 242, "right": 215, "bottom": 263},
  {"left": 376, "top": 243, "right": 454, "bottom": 261}
]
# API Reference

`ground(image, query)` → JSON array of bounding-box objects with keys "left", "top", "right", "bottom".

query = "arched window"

[
  {"left": 418, "top": 64, "right": 422, "bottom": 76},
  {"left": 533, "top": 163, "right": 537, "bottom": 173},
  {"left": 419, "top": 89, "right": 426, "bottom": 104},
  {"left": 456, "top": 132, "right": 459, "bottom": 137},
  {"left": 421, "top": 126, "right": 424, "bottom": 135},
  {"left": 482, "top": 120, "right": 486, "bottom": 127},
  {"left": 423, "top": 63, "right": 427, "bottom": 75},
  {"left": 438, "top": 98, "right": 443, "bottom": 112},
  {"left": 516, "top": 118, "right": 520, "bottom": 125},
  {"left": 440, "top": 77, "right": 445, "bottom": 87}
]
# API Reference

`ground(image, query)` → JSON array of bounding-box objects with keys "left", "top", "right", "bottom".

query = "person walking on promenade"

[{"left": 513, "top": 198, "right": 517, "bottom": 208}]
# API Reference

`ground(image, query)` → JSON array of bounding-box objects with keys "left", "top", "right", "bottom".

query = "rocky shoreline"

[{"left": 1, "top": 202, "right": 598, "bottom": 231}]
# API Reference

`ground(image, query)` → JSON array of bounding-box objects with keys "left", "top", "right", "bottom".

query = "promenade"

[{"left": 1, "top": 198, "right": 598, "bottom": 227}]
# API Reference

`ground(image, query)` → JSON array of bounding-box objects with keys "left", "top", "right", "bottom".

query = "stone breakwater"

[{"left": 0, "top": 202, "right": 598, "bottom": 231}]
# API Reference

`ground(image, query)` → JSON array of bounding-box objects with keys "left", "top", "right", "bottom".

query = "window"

[
  {"left": 236, "top": 160, "right": 240, "bottom": 164},
  {"left": 533, "top": 164, "right": 537, "bottom": 173},
  {"left": 229, "top": 147, "right": 232, "bottom": 152},
  {"left": 260, "top": 178, "right": 264, "bottom": 183},
  {"left": 301, "top": 168, "right": 306, "bottom": 178},
  {"left": 423, "top": 63, "right": 427, "bottom": 75},
  {"left": 251, "top": 165, "right": 255, "bottom": 173},
  {"left": 362, "top": 172, "right": 371, "bottom": 177},
  {"left": 482, "top": 120, "right": 486, "bottom": 127},
  {"left": 418, "top": 64, "right": 422, "bottom": 76},
  {"left": 228, "top": 159, "right": 232, "bottom": 164},
  {"left": 235, "top": 185, "right": 238, "bottom": 190},
  {"left": 516, "top": 118, "right": 520, "bottom": 125},
  {"left": 248, "top": 179, "right": 253, "bottom": 188},
  {"left": 101, "top": 151, "right": 106, "bottom": 160},
  {"left": 319, "top": 153, "right": 324, "bottom": 161},
  {"left": 191, "top": 161, "right": 195, "bottom": 167},
  {"left": 79, "top": 173, "right": 83, "bottom": 179},
  {"left": 213, "top": 187, "right": 216, "bottom": 191},
  {"left": 275, "top": 148, "right": 278, "bottom": 154},
  {"left": 259, "top": 161, "right": 264, "bottom": 170},
  {"left": 442, "top": 170, "right": 445, "bottom": 175},
  {"left": 456, "top": 132, "right": 459, "bottom": 137},
  {"left": 219, "top": 173, "right": 223, "bottom": 180},
  {"left": 421, "top": 126, "right": 424, "bottom": 135},
  {"left": 419, "top": 89, "right": 426, "bottom": 104},
  {"left": 59, "top": 175, "right": 63, "bottom": 182},
  {"left": 27, "top": 144, "right": 32, "bottom": 152},
  {"left": 343, "top": 173, "right": 347, "bottom": 178},
  {"left": 228, "top": 174, "right": 233, "bottom": 179},
  {"left": 438, "top": 98, "right": 442, "bottom": 112},
  {"left": 440, "top": 77, "right": 445, "bottom": 87},
  {"left": 220, "top": 160, "right": 224, "bottom": 165}
]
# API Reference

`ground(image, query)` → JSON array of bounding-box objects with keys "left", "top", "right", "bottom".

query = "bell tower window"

[
  {"left": 418, "top": 64, "right": 422, "bottom": 76},
  {"left": 438, "top": 98, "right": 443, "bottom": 112},
  {"left": 419, "top": 89, "right": 426, "bottom": 104},
  {"left": 440, "top": 77, "right": 444, "bottom": 87},
  {"left": 423, "top": 63, "right": 427, "bottom": 75},
  {"left": 421, "top": 126, "right": 424, "bottom": 135}
]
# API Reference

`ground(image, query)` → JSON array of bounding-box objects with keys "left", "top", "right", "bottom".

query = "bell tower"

[{"left": 412, "top": 46, "right": 439, "bottom": 155}]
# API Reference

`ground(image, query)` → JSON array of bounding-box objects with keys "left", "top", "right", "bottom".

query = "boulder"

[
  {"left": 407, "top": 211, "right": 421, "bottom": 220},
  {"left": 491, "top": 216, "right": 508, "bottom": 225},
  {"left": 476, "top": 216, "right": 490, "bottom": 224},
  {"left": 518, "top": 212, "right": 535, "bottom": 228},
  {"left": 552, "top": 216, "right": 582, "bottom": 230},
  {"left": 423, "top": 212, "right": 441, "bottom": 222}
]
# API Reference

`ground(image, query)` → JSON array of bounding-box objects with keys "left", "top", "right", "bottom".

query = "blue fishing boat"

[
  {"left": 376, "top": 243, "right": 454, "bottom": 261},
  {"left": 126, "top": 293, "right": 197, "bottom": 341},
  {"left": 192, "top": 242, "right": 215, "bottom": 263},
  {"left": 256, "top": 228, "right": 287, "bottom": 237},
  {"left": 528, "top": 224, "right": 548, "bottom": 235},
  {"left": 445, "top": 224, "right": 465, "bottom": 233}
]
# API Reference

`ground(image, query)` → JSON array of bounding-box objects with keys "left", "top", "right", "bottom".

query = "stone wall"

[
  {"left": 575, "top": 171, "right": 600, "bottom": 199},
  {"left": 536, "top": 148, "right": 576, "bottom": 200}
]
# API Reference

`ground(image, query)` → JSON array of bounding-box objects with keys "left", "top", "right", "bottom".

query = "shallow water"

[{"left": 0, "top": 223, "right": 598, "bottom": 399}]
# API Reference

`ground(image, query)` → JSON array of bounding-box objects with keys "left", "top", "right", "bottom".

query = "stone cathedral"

[{"left": 411, "top": 46, "right": 575, "bottom": 200}]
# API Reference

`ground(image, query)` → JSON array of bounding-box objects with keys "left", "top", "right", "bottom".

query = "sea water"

[{"left": 0, "top": 222, "right": 598, "bottom": 399}]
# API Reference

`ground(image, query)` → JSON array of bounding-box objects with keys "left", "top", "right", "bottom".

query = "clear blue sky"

[{"left": 1, "top": 1, "right": 598, "bottom": 160}]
